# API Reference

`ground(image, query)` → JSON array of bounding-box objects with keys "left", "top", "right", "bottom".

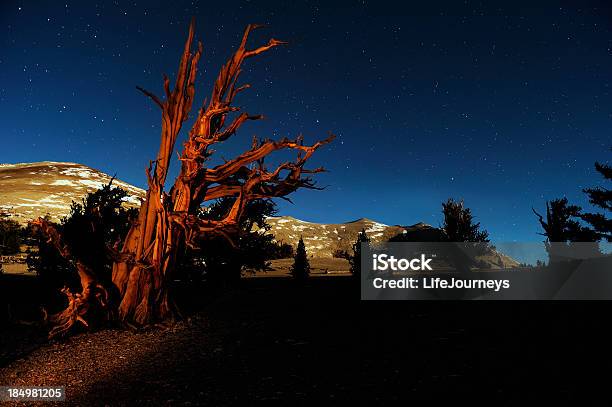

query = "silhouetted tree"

[
  {"left": 580, "top": 155, "right": 611, "bottom": 242},
  {"left": 27, "top": 183, "right": 137, "bottom": 322},
  {"left": 183, "top": 197, "right": 279, "bottom": 286},
  {"left": 440, "top": 199, "right": 490, "bottom": 271},
  {"left": 533, "top": 198, "right": 600, "bottom": 262},
  {"left": 533, "top": 198, "right": 592, "bottom": 241},
  {"left": 0, "top": 218, "right": 22, "bottom": 255},
  {"left": 290, "top": 237, "right": 310, "bottom": 280},
  {"left": 441, "top": 199, "right": 489, "bottom": 242},
  {"left": 350, "top": 229, "right": 370, "bottom": 277},
  {"left": 272, "top": 242, "right": 294, "bottom": 259}
]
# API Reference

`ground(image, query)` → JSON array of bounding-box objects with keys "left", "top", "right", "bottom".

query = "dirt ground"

[
  {"left": 1, "top": 263, "right": 29, "bottom": 275},
  {"left": 1, "top": 277, "right": 611, "bottom": 405},
  {"left": 247, "top": 257, "right": 350, "bottom": 277}
]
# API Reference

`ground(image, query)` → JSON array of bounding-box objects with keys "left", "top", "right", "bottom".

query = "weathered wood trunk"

[
  {"left": 112, "top": 190, "right": 186, "bottom": 324},
  {"left": 33, "top": 19, "right": 333, "bottom": 337}
]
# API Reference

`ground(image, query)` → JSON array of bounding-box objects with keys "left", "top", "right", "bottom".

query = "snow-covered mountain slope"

[
  {"left": 264, "top": 216, "right": 413, "bottom": 258},
  {"left": 0, "top": 161, "right": 145, "bottom": 224},
  {"left": 264, "top": 216, "right": 519, "bottom": 267}
]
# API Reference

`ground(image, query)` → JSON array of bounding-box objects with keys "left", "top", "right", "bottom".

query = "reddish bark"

[{"left": 32, "top": 20, "right": 333, "bottom": 337}]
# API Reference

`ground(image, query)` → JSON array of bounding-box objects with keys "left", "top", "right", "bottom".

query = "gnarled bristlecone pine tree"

[{"left": 32, "top": 19, "right": 333, "bottom": 338}]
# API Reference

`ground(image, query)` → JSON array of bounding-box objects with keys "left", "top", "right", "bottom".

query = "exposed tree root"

[{"left": 48, "top": 282, "right": 111, "bottom": 339}]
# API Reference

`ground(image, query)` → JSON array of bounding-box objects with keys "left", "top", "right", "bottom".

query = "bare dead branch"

[
  {"left": 204, "top": 134, "right": 334, "bottom": 184},
  {"left": 136, "top": 86, "right": 164, "bottom": 109}
]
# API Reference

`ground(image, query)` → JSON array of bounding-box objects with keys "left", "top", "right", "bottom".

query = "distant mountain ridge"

[
  {"left": 263, "top": 216, "right": 430, "bottom": 258},
  {"left": 262, "top": 216, "right": 519, "bottom": 268},
  {"left": 0, "top": 161, "right": 519, "bottom": 267}
]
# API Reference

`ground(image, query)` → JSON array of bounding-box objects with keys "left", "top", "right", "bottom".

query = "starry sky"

[{"left": 1, "top": 1, "right": 611, "bottom": 242}]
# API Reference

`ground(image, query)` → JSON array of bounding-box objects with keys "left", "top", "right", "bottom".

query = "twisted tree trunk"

[{"left": 33, "top": 19, "right": 333, "bottom": 337}]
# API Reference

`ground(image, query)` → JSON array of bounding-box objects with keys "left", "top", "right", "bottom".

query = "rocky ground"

[{"left": 1, "top": 277, "right": 610, "bottom": 405}]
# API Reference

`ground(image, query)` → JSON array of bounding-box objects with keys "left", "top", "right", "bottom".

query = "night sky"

[{"left": 1, "top": 1, "right": 611, "bottom": 242}]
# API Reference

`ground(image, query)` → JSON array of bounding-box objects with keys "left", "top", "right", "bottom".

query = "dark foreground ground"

[{"left": 1, "top": 275, "right": 612, "bottom": 405}]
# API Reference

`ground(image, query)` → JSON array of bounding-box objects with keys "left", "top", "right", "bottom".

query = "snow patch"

[
  {"left": 365, "top": 222, "right": 388, "bottom": 234},
  {"left": 51, "top": 179, "right": 78, "bottom": 186}
]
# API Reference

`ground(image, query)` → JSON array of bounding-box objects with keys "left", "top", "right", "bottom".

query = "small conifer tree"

[
  {"left": 290, "top": 237, "right": 310, "bottom": 280},
  {"left": 350, "top": 229, "right": 370, "bottom": 277}
]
